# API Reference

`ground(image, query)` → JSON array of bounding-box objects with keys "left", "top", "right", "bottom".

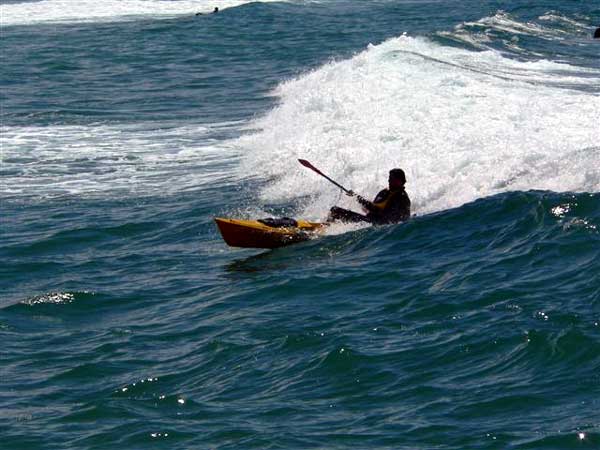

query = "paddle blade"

[
  {"left": 298, "top": 158, "right": 352, "bottom": 194},
  {"left": 298, "top": 159, "right": 314, "bottom": 169},
  {"left": 298, "top": 158, "right": 323, "bottom": 176}
]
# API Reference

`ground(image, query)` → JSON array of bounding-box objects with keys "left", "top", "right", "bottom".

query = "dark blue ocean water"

[{"left": 1, "top": 1, "right": 599, "bottom": 448}]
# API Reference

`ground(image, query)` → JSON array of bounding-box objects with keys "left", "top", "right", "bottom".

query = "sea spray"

[{"left": 237, "top": 35, "right": 600, "bottom": 219}]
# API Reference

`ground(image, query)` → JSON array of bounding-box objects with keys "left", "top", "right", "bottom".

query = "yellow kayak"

[{"left": 215, "top": 217, "right": 327, "bottom": 249}]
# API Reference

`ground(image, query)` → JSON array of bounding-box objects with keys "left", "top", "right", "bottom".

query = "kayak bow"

[{"left": 214, "top": 218, "right": 327, "bottom": 249}]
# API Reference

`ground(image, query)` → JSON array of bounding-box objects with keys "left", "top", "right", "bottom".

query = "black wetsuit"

[{"left": 329, "top": 188, "right": 411, "bottom": 224}]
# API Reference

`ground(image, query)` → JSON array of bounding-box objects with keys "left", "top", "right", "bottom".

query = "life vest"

[{"left": 372, "top": 189, "right": 397, "bottom": 211}]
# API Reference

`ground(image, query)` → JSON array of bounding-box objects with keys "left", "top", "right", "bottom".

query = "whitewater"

[
  {"left": 0, "top": 0, "right": 285, "bottom": 26},
  {"left": 238, "top": 35, "right": 600, "bottom": 218}
]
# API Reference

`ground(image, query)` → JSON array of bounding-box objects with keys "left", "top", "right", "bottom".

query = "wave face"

[
  {"left": 2, "top": 190, "right": 599, "bottom": 449},
  {"left": 1, "top": 1, "right": 599, "bottom": 449}
]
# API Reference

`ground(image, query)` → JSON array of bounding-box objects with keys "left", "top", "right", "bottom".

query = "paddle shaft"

[{"left": 298, "top": 159, "right": 353, "bottom": 195}]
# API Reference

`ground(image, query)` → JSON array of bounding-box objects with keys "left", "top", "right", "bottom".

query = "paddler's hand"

[
  {"left": 345, "top": 190, "right": 355, "bottom": 197},
  {"left": 356, "top": 195, "right": 370, "bottom": 207}
]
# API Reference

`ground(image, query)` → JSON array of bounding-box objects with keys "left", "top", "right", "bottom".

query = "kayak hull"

[{"left": 215, "top": 218, "right": 326, "bottom": 249}]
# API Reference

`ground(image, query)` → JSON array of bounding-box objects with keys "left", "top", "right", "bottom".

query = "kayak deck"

[{"left": 215, "top": 218, "right": 327, "bottom": 249}]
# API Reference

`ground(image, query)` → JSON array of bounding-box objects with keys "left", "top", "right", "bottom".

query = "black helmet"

[{"left": 389, "top": 168, "right": 406, "bottom": 184}]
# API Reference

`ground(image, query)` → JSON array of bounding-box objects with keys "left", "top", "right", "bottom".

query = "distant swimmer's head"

[
  {"left": 213, "top": 7, "right": 219, "bottom": 13},
  {"left": 594, "top": 27, "right": 600, "bottom": 39},
  {"left": 388, "top": 168, "right": 406, "bottom": 189}
]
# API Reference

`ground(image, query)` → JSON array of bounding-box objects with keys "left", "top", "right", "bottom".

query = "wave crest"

[{"left": 236, "top": 35, "right": 600, "bottom": 218}]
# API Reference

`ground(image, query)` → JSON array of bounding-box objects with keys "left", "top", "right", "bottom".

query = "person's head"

[
  {"left": 594, "top": 27, "right": 600, "bottom": 39},
  {"left": 213, "top": 7, "right": 219, "bottom": 13},
  {"left": 388, "top": 168, "right": 406, "bottom": 190}
]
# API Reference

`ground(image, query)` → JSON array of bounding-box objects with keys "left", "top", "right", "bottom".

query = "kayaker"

[
  {"left": 328, "top": 168, "right": 411, "bottom": 224},
  {"left": 195, "top": 7, "right": 219, "bottom": 15}
]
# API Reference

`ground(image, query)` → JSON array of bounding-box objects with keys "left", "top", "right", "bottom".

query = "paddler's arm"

[
  {"left": 346, "top": 190, "right": 385, "bottom": 214},
  {"left": 356, "top": 195, "right": 383, "bottom": 214}
]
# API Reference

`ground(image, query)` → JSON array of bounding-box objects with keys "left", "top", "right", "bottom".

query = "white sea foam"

[
  {"left": 463, "top": 11, "right": 554, "bottom": 38},
  {"left": 235, "top": 35, "right": 600, "bottom": 219},
  {"left": 538, "top": 12, "right": 591, "bottom": 31},
  {"left": 0, "top": 0, "right": 283, "bottom": 27},
  {"left": 0, "top": 122, "right": 241, "bottom": 198},
  {"left": 439, "top": 10, "right": 595, "bottom": 52}
]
